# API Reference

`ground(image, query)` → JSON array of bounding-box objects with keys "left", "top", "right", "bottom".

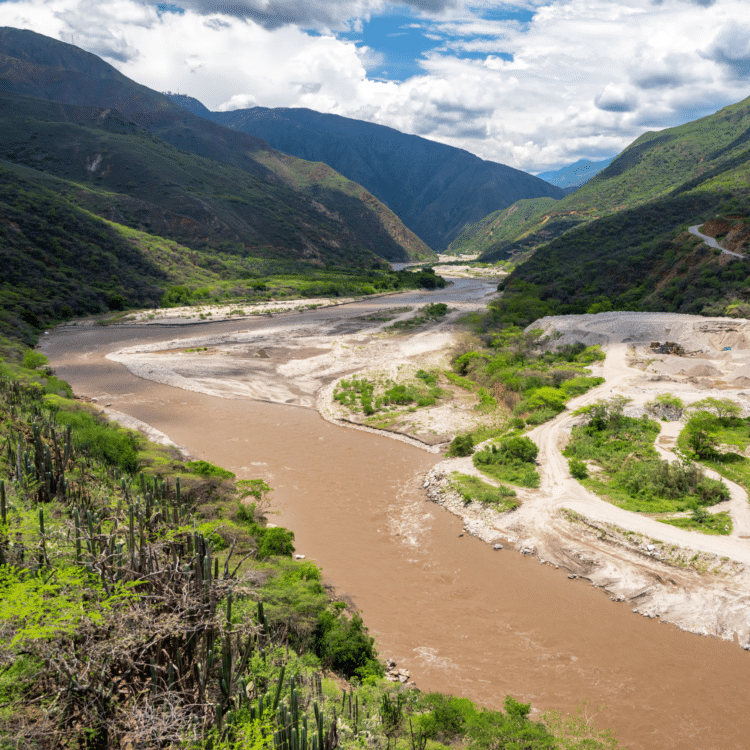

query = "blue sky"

[{"left": 1, "top": 0, "right": 749, "bottom": 172}]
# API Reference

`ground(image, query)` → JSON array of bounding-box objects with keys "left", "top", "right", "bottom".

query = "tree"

[
  {"left": 498, "top": 436, "right": 538, "bottom": 463},
  {"left": 688, "top": 397, "right": 741, "bottom": 424}
]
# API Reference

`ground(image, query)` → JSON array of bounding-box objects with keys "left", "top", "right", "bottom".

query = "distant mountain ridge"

[
  {"left": 536, "top": 157, "right": 615, "bottom": 191},
  {"left": 0, "top": 27, "right": 433, "bottom": 265},
  {"left": 165, "top": 93, "right": 565, "bottom": 252}
]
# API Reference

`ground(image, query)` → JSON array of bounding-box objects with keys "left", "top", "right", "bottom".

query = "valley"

[{"left": 42, "top": 279, "right": 750, "bottom": 750}]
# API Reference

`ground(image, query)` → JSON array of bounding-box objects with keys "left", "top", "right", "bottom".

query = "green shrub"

[
  {"left": 447, "top": 434, "right": 474, "bottom": 457},
  {"left": 56, "top": 408, "right": 139, "bottom": 473},
  {"left": 186, "top": 460, "right": 235, "bottom": 479},
  {"left": 256, "top": 526, "right": 295, "bottom": 558},
  {"left": 22, "top": 350, "right": 48, "bottom": 369},
  {"left": 569, "top": 458, "right": 588, "bottom": 479},
  {"left": 314, "top": 610, "right": 383, "bottom": 680},
  {"left": 498, "top": 436, "right": 538, "bottom": 463},
  {"left": 525, "top": 408, "right": 559, "bottom": 425}
]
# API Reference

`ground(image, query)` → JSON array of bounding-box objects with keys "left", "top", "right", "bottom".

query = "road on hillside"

[{"left": 688, "top": 224, "right": 746, "bottom": 259}]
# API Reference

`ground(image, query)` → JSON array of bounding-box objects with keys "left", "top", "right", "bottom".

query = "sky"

[{"left": 1, "top": 0, "right": 749, "bottom": 173}]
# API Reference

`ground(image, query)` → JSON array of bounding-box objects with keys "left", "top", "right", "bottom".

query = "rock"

[
  {"left": 458, "top": 533, "right": 464, "bottom": 537},
  {"left": 646, "top": 544, "right": 655, "bottom": 552},
  {"left": 386, "top": 658, "right": 396, "bottom": 669},
  {"left": 493, "top": 543, "right": 503, "bottom": 550},
  {"left": 423, "top": 480, "right": 430, "bottom": 488},
  {"left": 521, "top": 547, "right": 533, "bottom": 555},
  {"left": 539, "top": 559, "right": 546, "bottom": 564},
  {"left": 568, "top": 574, "right": 577, "bottom": 579},
  {"left": 398, "top": 674, "right": 408, "bottom": 683},
  {"left": 295, "top": 554, "right": 305, "bottom": 560}
]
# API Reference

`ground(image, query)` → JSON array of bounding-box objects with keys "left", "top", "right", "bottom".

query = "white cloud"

[{"left": 0, "top": 0, "right": 749, "bottom": 172}]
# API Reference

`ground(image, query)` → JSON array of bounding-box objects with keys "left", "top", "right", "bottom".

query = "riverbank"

[
  {"left": 41, "top": 295, "right": 750, "bottom": 750},
  {"left": 422, "top": 312, "right": 750, "bottom": 648}
]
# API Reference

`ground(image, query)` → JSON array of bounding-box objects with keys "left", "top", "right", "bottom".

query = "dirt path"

[
  {"left": 688, "top": 224, "right": 746, "bottom": 259},
  {"left": 427, "top": 312, "right": 750, "bottom": 645}
]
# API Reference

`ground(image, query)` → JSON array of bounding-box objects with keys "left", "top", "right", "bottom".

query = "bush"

[
  {"left": 525, "top": 408, "right": 559, "bottom": 425},
  {"left": 314, "top": 610, "right": 383, "bottom": 680},
  {"left": 56, "top": 407, "right": 139, "bottom": 473},
  {"left": 22, "top": 350, "right": 48, "bottom": 369},
  {"left": 186, "top": 460, "right": 236, "bottom": 479},
  {"left": 498, "top": 436, "right": 538, "bottom": 463},
  {"left": 256, "top": 527, "right": 296, "bottom": 558},
  {"left": 569, "top": 458, "right": 588, "bottom": 479},
  {"left": 447, "top": 434, "right": 474, "bottom": 457}
]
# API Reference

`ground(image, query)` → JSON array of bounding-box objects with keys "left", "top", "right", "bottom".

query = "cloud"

[
  {"left": 0, "top": 0, "right": 749, "bottom": 172},
  {"left": 704, "top": 22, "right": 750, "bottom": 79},
  {"left": 175, "top": 0, "right": 462, "bottom": 30}
]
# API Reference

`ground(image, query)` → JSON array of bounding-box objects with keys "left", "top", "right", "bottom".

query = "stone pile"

[{"left": 384, "top": 659, "right": 416, "bottom": 687}]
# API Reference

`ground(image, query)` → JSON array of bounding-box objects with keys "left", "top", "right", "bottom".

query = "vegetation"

[
  {"left": 473, "top": 436, "right": 541, "bottom": 488},
  {"left": 0, "top": 90, "right": 445, "bottom": 344},
  {"left": 449, "top": 327, "right": 604, "bottom": 428},
  {"left": 449, "top": 472, "right": 519, "bottom": 511},
  {"left": 677, "top": 399, "right": 750, "bottom": 495},
  {"left": 564, "top": 398, "right": 730, "bottom": 513},
  {"left": 0, "top": 345, "right": 621, "bottom": 749},
  {"left": 387, "top": 300, "right": 449, "bottom": 331},
  {"left": 447, "top": 96, "right": 750, "bottom": 324},
  {"left": 333, "top": 368, "right": 448, "bottom": 418},
  {"left": 659, "top": 509, "right": 733, "bottom": 535}
]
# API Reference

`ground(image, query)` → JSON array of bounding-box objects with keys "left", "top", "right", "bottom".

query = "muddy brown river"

[{"left": 42, "top": 285, "right": 750, "bottom": 750}]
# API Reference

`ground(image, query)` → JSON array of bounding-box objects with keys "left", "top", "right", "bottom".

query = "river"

[{"left": 42, "top": 280, "right": 750, "bottom": 750}]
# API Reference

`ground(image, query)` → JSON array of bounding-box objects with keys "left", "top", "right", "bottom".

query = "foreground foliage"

[{"left": 0, "top": 346, "right": 620, "bottom": 748}]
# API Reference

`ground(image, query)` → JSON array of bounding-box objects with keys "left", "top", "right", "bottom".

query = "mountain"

[
  {"left": 536, "top": 157, "right": 615, "bottom": 192},
  {"left": 164, "top": 94, "right": 565, "bottom": 252},
  {"left": 0, "top": 27, "right": 433, "bottom": 265},
  {"left": 484, "top": 96, "right": 750, "bottom": 323}
]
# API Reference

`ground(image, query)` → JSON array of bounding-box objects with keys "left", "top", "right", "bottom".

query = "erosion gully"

[{"left": 43, "top": 281, "right": 749, "bottom": 750}]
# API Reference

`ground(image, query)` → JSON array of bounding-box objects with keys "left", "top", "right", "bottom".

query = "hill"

[
  {"left": 477, "top": 96, "right": 750, "bottom": 325},
  {"left": 165, "top": 94, "right": 565, "bottom": 252},
  {"left": 0, "top": 27, "right": 433, "bottom": 265},
  {"left": 453, "top": 96, "right": 750, "bottom": 264},
  {"left": 536, "top": 157, "right": 615, "bottom": 191}
]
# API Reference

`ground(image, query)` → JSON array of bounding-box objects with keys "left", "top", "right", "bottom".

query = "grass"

[
  {"left": 565, "top": 406, "right": 731, "bottom": 513},
  {"left": 387, "top": 302, "right": 450, "bottom": 331},
  {"left": 334, "top": 370, "right": 449, "bottom": 418},
  {"left": 449, "top": 472, "right": 519, "bottom": 511},
  {"left": 676, "top": 421, "right": 750, "bottom": 495},
  {"left": 659, "top": 511, "right": 733, "bottom": 535},
  {"left": 472, "top": 448, "right": 540, "bottom": 488}
]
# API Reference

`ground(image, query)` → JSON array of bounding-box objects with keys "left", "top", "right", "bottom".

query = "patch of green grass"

[
  {"left": 566, "top": 402, "right": 730, "bottom": 512},
  {"left": 388, "top": 302, "right": 450, "bottom": 331},
  {"left": 473, "top": 453, "right": 540, "bottom": 488},
  {"left": 659, "top": 510, "right": 733, "bottom": 535},
  {"left": 449, "top": 472, "right": 519, "bottom": 511},
  {"left": 334, "top": 373, "right": 449, "bottom": 418}
]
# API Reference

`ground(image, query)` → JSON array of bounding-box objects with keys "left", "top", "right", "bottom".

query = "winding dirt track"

[{"left": 526, "top": 339, "right": 750, "bottom": 562}]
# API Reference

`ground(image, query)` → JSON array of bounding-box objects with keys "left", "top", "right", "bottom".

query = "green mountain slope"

[
  {"left": 452, "top": 95, "right": 750, "bottom": 263},
  {"left": 0, "top": 157, "right": 442, "bottom": 345},
  {"left": 165, "top": 95, "right": 565, "bottom": 253},
  {"left": 484, "top": 97, "right": 750, "bottom": 324},
  {"left": 0, "top": 27, "right": 433, "bottom": 264}
]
